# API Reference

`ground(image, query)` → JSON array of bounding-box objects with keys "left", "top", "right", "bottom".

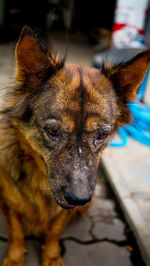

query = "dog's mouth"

[{"left": 55, "top": 198, "right": 76, "bottom": 209}]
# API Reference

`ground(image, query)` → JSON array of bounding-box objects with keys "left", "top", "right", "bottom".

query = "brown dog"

[{"left": 0, "top": 26, "right": 149, "bottom": 266}]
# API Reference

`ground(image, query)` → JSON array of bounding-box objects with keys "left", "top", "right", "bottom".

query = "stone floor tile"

[
  {"left": 92, "top": 217, "right": 126, "bottom": 241},
  {"left": 63, "top": 240, "right": 132, "bottom": 266},
  {"left": 0, "top": 241, "right": 8, "bottom": 263},
  {"left": 62, "top": 215, "right": 92, "bottom": 241},
  {"left": 25, "top": 240, "right": 41, "bottom": 266},
  {"left": 89, "top": 198, "right": 117, "bottom": 218},
  {"left": 0, "top": 211, "right": 8, "bottom": 238},
  {"left": 94, "top": 182, "right": 108, "bottom": 198}
]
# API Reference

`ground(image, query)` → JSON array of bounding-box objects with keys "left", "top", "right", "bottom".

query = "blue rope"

[{"left": 110, "top": 69, "right": 150, "bottom": 147}]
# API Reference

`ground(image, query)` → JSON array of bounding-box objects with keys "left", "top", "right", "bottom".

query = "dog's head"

[{"left": 9, "top": 26, "right": 150, "bottom": 208}]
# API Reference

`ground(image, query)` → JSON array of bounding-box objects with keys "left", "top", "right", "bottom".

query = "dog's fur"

[{"left": 0, "top": 26, "right": 150, "bottom": 266}]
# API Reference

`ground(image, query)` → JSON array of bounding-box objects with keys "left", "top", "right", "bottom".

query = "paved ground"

[
  {"left": 0, "top": 168, "right": 145, "bottom": 266},
  {"left": 102, "top": 139, "right": 150, "bottom": 266}
]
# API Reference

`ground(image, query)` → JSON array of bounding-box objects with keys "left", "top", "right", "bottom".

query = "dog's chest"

[{"left": 18, "top": 167, "right": 61, "bottom": 236}]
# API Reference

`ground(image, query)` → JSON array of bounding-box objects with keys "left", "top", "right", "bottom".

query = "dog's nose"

[{"left": 64, "top": 192, "right": 92, "bottom": 206}]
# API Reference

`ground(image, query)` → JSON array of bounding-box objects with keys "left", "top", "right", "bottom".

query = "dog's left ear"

[
  {"left": 108, "top": 51, "right": 150, "bottom": 103},
  {"left": 15, "top": 26, "right": 63, "bottom": 88}
]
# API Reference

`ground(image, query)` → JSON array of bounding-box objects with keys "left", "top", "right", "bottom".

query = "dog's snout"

[{"left": 64, "top": 191, "right": 92, "bottom": 206}]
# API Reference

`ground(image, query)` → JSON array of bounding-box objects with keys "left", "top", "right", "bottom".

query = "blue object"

[{"left": 110, "top": 69, "right": 150, "bottom": 147}]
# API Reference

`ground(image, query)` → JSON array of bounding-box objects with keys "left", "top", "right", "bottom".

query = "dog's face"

[
  {"left": 11, "top": 26, "right": 150, "bottom": 209},
  {"left": 28, "top": 64, "right": 116, "bottom": 208}
]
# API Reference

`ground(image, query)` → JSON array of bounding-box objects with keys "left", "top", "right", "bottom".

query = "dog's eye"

[
  {"left": 94, "top": 131, "right": 109, "bottom": 146},
  {"left": 48, "top": 128, "right": 58, "bottom": 136},
  {"left": 97, "top": 132, "right": 108, "bottom": 141},
  {"left": 46, "top": 127, "right": 60, "bottom": 140}
]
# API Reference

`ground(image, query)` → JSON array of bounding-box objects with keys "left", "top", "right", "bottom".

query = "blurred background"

[
  {"left": 0, "top": 1, "right": 150, "bottom": 266},
  {"left": 0, "top": 0, "right": 115, "bottom": 42}
]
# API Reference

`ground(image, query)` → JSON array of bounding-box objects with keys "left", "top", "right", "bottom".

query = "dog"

[{"left": 0, "top": 26, "right": 149, "bottom": 266}]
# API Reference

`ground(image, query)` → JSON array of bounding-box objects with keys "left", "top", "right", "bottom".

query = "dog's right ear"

[
  {"left": 110, "top": 51, "right": 150, "bottom": 103},
  {"left": 15, "top": 26, "right": 64, "bottom": 88},
  {"left": 101, "top": 51, "right": 150, "bottom": 127}
]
